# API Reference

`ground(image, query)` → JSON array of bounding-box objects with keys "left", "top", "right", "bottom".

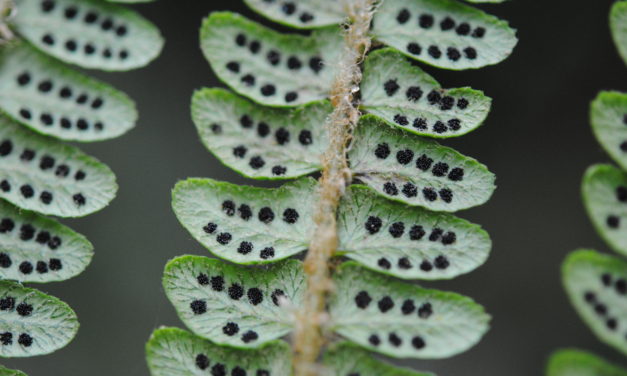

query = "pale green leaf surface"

[
  {"left": 329, "top": 263, "right": 490, "bottom": 359},
  {"left": 582, "top": 164, "right": 627, "bottom": 257},
  {"left": 590, "top": 91, "right": 627, "bottom": 170},
  {"left": 200, "top": 12, "right": 342, "bottom": 107},
  {"left": 191, "top": 88, "right": 331, "bottom": 179},
  {"left": 146, "top": 327, "right": 291, "bottom": 376},
  {"left": 546, "top": 348, "right": 627, "bottom": 376},
  {"left": 563, "top": 250, "right": 627, "bottom": 356},
  {"left": 324, "top": 342, "right": 435, "bottom": 376},
  {"left": 361, "top": 49, "right": 491, "bottom": 138},
  {"left": 0, "top": 281, "right": 78, "bottom": 357},
  {"left": 172, "top": 178, "right": 316, "bottom": 264},
  {"left": 11, "top": 0, "right": 163, "bottom": 71},
  {"left": 349, "top": 117, "right": 495, "bottom": 212},
  {"left": 611, "top": 1, "right": 627, "bottom": 65},
  {"left": 0, "top": 42, "right": 137, "bottom": 142},
  {"left": 163, "top": 256, "right": 304, "bottom": 348},
  {"left": 243, "top": 0, "right": 345, "bottom": 29},
  {"left": 371, "top": 0, "right": 517, "bottom": 70},
  {"left": 0, "top": 365, "right": 26, "bottom": 376},
  {"left": 0, "top": 200, "right": 93, "bottom": 283},
  {"left": 337, "top": 187, "right": 491, "bottom": 280},
  {"left": 0, "top": 116, "right": 117, "bottom": 217}
]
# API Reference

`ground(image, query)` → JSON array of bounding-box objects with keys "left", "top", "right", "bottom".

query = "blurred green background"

[{"left": 5, "top": 0, "right": 627, "bottom": 374}]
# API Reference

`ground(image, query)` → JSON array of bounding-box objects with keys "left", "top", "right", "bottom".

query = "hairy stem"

[{"left": 292, "top": 1, "right": 375, "bottom": 375}]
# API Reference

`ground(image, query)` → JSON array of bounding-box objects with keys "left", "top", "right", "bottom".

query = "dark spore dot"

[
  {"left": 287, "top": 56, "right": 302, "bottom": 70},
  {"left": 606, "top": 318, "right": 618, "bottom": 330},
  {"left": 238, "top": 205, "right": 252, "bottom": 221},
  {"left": 16, "top": 303, "right": 33, "bottom": 317},
  {"left": 197, "top": 273, "right": 209, "bottom": 286},
  {"left": 368, "top": 334, "right": 381, "bottom": 346},
  {"left": 275, "top": 128, "right": 290, "bottom": 145},
  {"left": 77, "top": 118, "right": 89, "bottom": 130},
  {"left": 447, "top": 47, "right": 461, "bottom": 62},
  {"left": 434, "top": 255, "right": 450, "bottom": 269},
  {"left": 432, "top": 162, "right": 449, "bottom": 177},
  {"left": 473, "top": 27, "right": 486, "bottom": 38},
  {"left": 211, "top": 276, "right": 224, "bottom": 291},
  {"left": 602, "top": 273, "right": 612, "bottom": 286},
  {"left": 101, "top": 18, "right": 113, "bottom": 31},
  {"left": 239, "top": 115, "right": 254, "bottom": 129},
  {"left": 48, "top": 236, "right": 61, "bottom": 250},
  {"left": 412, "top": 118, "right": 428, "bottom": 130},
  {"left": 456, "top": 23, "right": 471, "bottom": 36},
  {"left": 248, "top": 288, "right": 263, "bottom": 305},
  {"left": 40, "top": 191, "right": 53, "bottom": 205},
  {"left": 271, "top": 289, "right": 286, "bottom": 306},
  {"left": 36, "top": 261, "right": 48, "bottom": 274},
  {"left": 428, "top": 46, "right": 441, "bottom": 59},
  {"left": 309, "top": 57, "right": 323, "bottom": 73},
  {"left": 40, "top": 155, "right": 55, "bottom": 170},
  {"left": 409, "top": 225, "right": 426, "bottom": 241},
  {"left": 242, "top": 330, "right": 259, "bottom": 343},
  {"left": 21, "top": 185, "right": 34, "bottom": 199},
  {"left": 20, "top": 149, "right": 35, "bottom": 161},
  {"left": 237, "top": 241, "right": 253, "bottom": 255},
  {"left": 412, "top": 336, "right": 426, "bottom": 349},
  {"left": 241, "top": 74, "right": 256, "bottom": 86},
  {"left": 384, "top": 79, "right": 400, "bottom": 96},
  {"left": 440, "top": 17, "right": 455, "bottom": 30},
  {"left": 397, "top": 8, "right": 410, "bottom": 24},
  {"left": 378, "top": 296, "right": 394, "bottom": 313},
  {"left": 216, "top": 232, "right": 232, "bottom": 245},
  {"left": 389, "top": 222, "right": 405, "bottom": 238},
  {"left": 19, "top": 108, "right": 32, "bottom": 120},
  {"left": 229, "top": 284, "right": 244, "bottom": 300},
  {"left": 427, "top": 90, "right": 441, "bottom": 105},
  {"left": 283, "top": 208, "right": 299, "bottom": 224},
  {"left": 447, "top": 119, "right": 461, "bottom": 131},
  {"left": 258, "top": 207, "right": 275, "bottom": 224},
  {"left": 0, "top": 219, "right": 14, "bottom": 233},
  {"left": 389, "top": 333, "right": 402, "bottom": 347},
  {"left": 257, "top": 122, "right": 270, "bottom": 137},
  {"left": 17, "top": 72, "right": 31, "bottom": 86},
  {"left": 249, "top": 40, "right": 261, "bottom": 54},
  {"left": 464, "top": 47, "right": 478, "bottom": 59},
  {"left": 73, "top": 193, "right": 86, "bottom": 206},
  {"left": 49, "top": 258, "right": 62, "bottom": 270},
  {"left": 41, "top": 0, "right": 55, "bottom": 12},
  {"left": 584, "top": 291, "right": 596, "bottom": 303},
  {"left": 65, "top": 39, "right": 77, "bottom": 52},
  {"left": 211, "top": 123, "right": 222, "bottom": 134},
  {"left": 261, "top": 84, "right": 277, "bottom": 97},
  {"left": 429, "top": 228, "right": 443, "bottom": 242},
  {"left": 38, "top": 80, "right": 53, "bottom": 93},
  {"left": 378, "top": 258, "right": 391, "bottom": 269},
  {"left": 233, "top": 145, "right": 247, "bottom": 158},
  {"left": 433, "top": 121, "right": 447, "bottom": 133},
  {"left": 355, "top": 291, "right": 372, "bottom": 309},
  {"left": 405, "top": 86, "right": 423, "bottom": 102},
  {"left": 296, "top": 130, "right": 313, "bottom": 146},
  {"left": 442, "top": 232, "right": 457, "bottom": 245},
  {"left": 0, "top": 332, "right": 12, "bottom": 345},
  {"left": 60, "top": 118, "right": 71, "bottom": 128},
  {"left": 418, "top": 302, "right": 433, "bottom": 318},
  {"left": 235, "top": 33, "right": 247, "bottom": 46},
  {"left": 282, "top": 2, "right": 296, "bottom": 15},
  {"left": 249, "top": 156, "right": 265, "bottom": 169},
  {"left": 0, "top": 254, "right": 10, "bottom": 268},
  {"left": 394, "top": 114, "right": 409, "bottom": 126},
  {"left": 398, "top": 257, "right": 412, "bottom": 269},
  {"left": 401, "top": 299, "right": 416, "bottom": 315},
  {"left": 396, "top": 149, "right": 414, "bottom": 165},
  {"left": 20, "top": 224, "right": 35, "bottom": 241},
  {"left": 42, "top": 33, "right": 55, "bottom": 45},
  {"left": 212, "top": 364, "right": 227, "bottom": 376},
  {"left": 457, "top": 98, "right": 469, "bottom": 109},
  {"left": 84, "top": 12, "right": 98, "bottom": 24},
  {"left": 616, "top": 186, "right": 627, "bottom": 202},
  {"left": 257, "top": 371, "right": 270, "bottom": 376},
  {"left": 407, "top": 42, "right": 422, "bottom": 55},
  {"left": 374, "top": 143, "right": 390, "bottom": 159},
  {"left": 607, "top": 215, "right": 620, "bottom": 229},
  {"left": 91, "top": 98, "right": 104, "bottom": 109},
  {"left": 423, "top": 187, "right": 437, "bottom": 202},
  {"left": 365, "top": 216, "right": 383, "bottom": 234},
  {"left": 64, "top": 6, "right": 77, "bottom": 19},
  {"left": 40, "top": 113, "right": 54, "bottom": 126},
  {"left": 440, "top": 96, "right": 455, "bottom": 111},
  {"left": 19, "top": 261, "right": 33, "bottom": 274},
  {"left": 621, "top": 141, "right": 627, "bottom": 153},
  {"left": 383, "top": 182, "right": 399, "bottom": 196},
  {"left": 223, "top": 322, "right": 239, "bottom": 336},
  {"left": 300, "top": 12, "right": 314, "bottom": 23},
  {"left": 0, "top": 297, "right": 14, "bottom": 310},
  {"left": 421, "top": 260, "right": 433, "bottom": 271},
  {"left": 203, "top": 222, "right": 217, "bottom": 234},
  {"left": 59, "top": 86, "right": 72, "bottom": 99},
  {"left": 419, "top": 14, "right": 434, "bottom": 28},
  {"left": 222, "top": 200, "right": 236, "bottom": 216},
  {"left": 103, "top": 48, "right": 112, "bottom": 59},
  {"left": 260, "top": 247, "right": 275, "bottom": 259},
  {"left": 0, "top": 140, "right": 12, "bottom": 156},
  {"left": 226, "top": 62, "right": 240, "bottom": 73},
  {"left": 116, "top": 25, "right": 127, "bottom": 37},
  {"left": 402, "top": 183, "right": 418, "bottom": 198},
  {"left": 267, "top": 50, "right": 281, "bottom": 66},
  {"left": 196, "top": 354, "right": 210, "bottom": 370},
  {"left": 18, "top": 333, "right": 32, "bottom": 347},
  {"left": 595, "top": 303, "right": 607, "bottom": 315},
  {"left": 272, "top": 166, "right": 287, "bottom": 176}
]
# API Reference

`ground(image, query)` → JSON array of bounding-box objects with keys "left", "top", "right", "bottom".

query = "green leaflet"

[
  {"left": 243, "top": 0, "right": 345, "bottom": 29},
  {"left": 582, "top": 164, "right": 627, "bottom": 257},
  {"left": 562, "top": 250, "right": 627, "bottom": 356},
  {"left": 328, "top": 263, "right": 490, "bottom": 359},
  {"left": 0, "top": 116, "right": 117, "bottom": 218},
  {"left": 163, "top": 256, "right": 304, "bottom": 348},
  {"left": 172, "top": 178, "right": 316, "bottom": 264},
  {"left": 324, "top": 342, "right": 435, "bottom": 376},
  {"left": 546, "top": 349, "right": 627, "bottom": 376},
  {"left": 146, "top": 327, "right": 292, "bottom": 376},
  {"left": 337, "top": 186, "right": 491, "bottom": 280},
  {"left": 611, "top": 1, "right": 627, "bottom": 65},
  {"left": 361, "top": 49, "right": 491, "bottom": 138},
  {"left": 11, "top": 0, "right": 164, "bottom": 71},
  {"left": 0, "top": 200, "right": 93, "bottom": 283},
  {"left": 0, "top": 280, "right": 78, "bottom": 357},
  {"left": 191, "top": 88, "right": 331, "bottom": 179},
  {"left": 0, "top": 42, "right": 137, "bottom": 142},
  {"left": 590, "top": 91, "right": 627, "bottom": 170},
  {"left": 200, "top": 12, "right": 342, "bottom": 107},
  {"left": 371, "top": 0, "right": 517, "bottom": 70},
  {"left": 349, "top": 116, "right": 495, "bottom": 212},
  {"left": 0, "top": 365, "right": 27, "bottom": 376}
]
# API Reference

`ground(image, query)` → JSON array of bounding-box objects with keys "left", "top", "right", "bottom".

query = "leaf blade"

[
  {"left": 547, "top": 348, "right": 627, "bottom": 376},
  {"left": 243, "top": 0, "right": 345, "bottom": 29},
  {"left": 590, "top": 91, "right": 627, "bottom": 170},
  {"left": 611, "top": 1, "right": 627, "bottom": 66}
]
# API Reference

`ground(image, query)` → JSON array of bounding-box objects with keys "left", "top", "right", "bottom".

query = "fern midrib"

[{"left": 292, "top": 1, "right": 376, "bottom": 375}]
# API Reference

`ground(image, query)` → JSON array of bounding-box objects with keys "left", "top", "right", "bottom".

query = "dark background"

[{"left": 4, "top": 0, "right": 627, "bottom": 374}]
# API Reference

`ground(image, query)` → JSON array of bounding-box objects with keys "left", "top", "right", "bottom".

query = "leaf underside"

[
  {"left": 582, "top": 164, "right": 627, "bottom": 257},
  {"left": 361, "top": 49, "right": 491, "bottom": 138},
  {"left": 590, "top": 91, "right": 627, "bottom": 171},
  {"left": 191, "top": 88, "right": 331, "bottom": 179},
  {"left": 163, "top": 256, "right": 304, "bottom": 348},
  {"left": 172, "top": 178, "right": 316, "bottom": 264},
  {"left": 371, "top": 0, "right": 517, "bottom": 70},
  {"left": 200, "top": 12, "right": 342, "bottom": 107},
  {"left": 0, "top": 116, "right": 117, "bottom": 218},
  {"left": 547, "top": 348, "right": 627, "bottom": 376},
  {"left": 0, "top": 280, "right": 78, "bottom": 357},
  {"left": 611, "top": 1, "right": 627, "bottom": 66},
  {"left": 0, "top": 200, "right": 93, "bottom": 283},
  {"left": 562, "top": 250, "right": 627, "bottom": 356},
  {"left": 349, "top": 116, "right": 495, "bottom": 212},
  {"left": 328, "top": 263, "right": 490, "bottom": 359},
  {"left": 0, "top": 42, "right": 137, "bottom": 142},
  {"left": 11, "top": 0, "right": 164, "bottom": 71},
  {"left": 0, "top": 364, "right": 27, "bottom": 376},
  {"left": 146, "top": 327, "right": 292, "bottom": 376},
  {"left": 337, "top": 186, "right": 491, "bottom": 280},
  {"left": 243, "top": 0, "right": 345, "bottom": 29}
]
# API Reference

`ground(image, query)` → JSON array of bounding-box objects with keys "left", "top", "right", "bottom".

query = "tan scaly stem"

[
  {"left": 0, "top": 0, "right": 16, "bottom": 44},
  {"left": 292, "top": 1, "right": 376, "bottom": 375}
]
